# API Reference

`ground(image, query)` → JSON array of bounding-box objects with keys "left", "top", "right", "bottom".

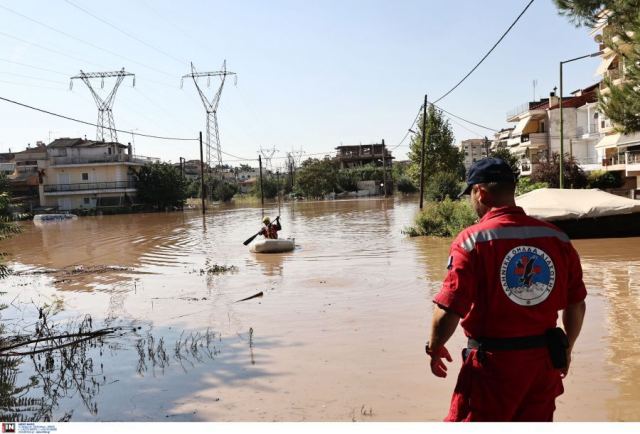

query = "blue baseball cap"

[{"left": 459, "top": 157, "right": 517, "bottom": 198}]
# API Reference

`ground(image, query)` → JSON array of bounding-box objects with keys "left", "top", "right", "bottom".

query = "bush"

[
  {"left": 587, "top": 170, "right": 623, "bottom": 189},
  {"left": 530, "top": 153, "right": 588, "bottom": 189},
  {"left": 425, "top": 171, "right": 463, "bottom": 202},
  {"left": 252, "top": 177, "right": 278, "bottom": 199},
  {"left": 396, "top": 176, "right": 418, "bottom": 193},
  {"left": 516, "top": 177, "right": 549, "bottom": 195},
  {"left": 404, "top": 197, "right": 476, "bottom": 237},
  {"left": 213, "top": 181, "right": 238, "bottom": 202}
]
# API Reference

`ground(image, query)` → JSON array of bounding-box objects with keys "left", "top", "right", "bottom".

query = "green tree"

[
  {"left": 554, "top": 0, "right": 640, "bottom": 133},
  {"left": 252, "top": 176, "right": 278, "bottom": 199},
  {"left": 134, "top": 162, "right": 187, "bottom": 210},
  {"left": 490, "top": 145, "right": 520, "bottom": 173},
  {"left": 294, "top": 158, "right": 338, "bottom": 198},
  {"left": 407, "top": 105, "right": 464, "bottom": 193},
  {"left": 425, "top": 171, "right": 463, "bottom": 202},
  {"left": 0, "top": 174, "right": 19, "bottom": 279},
  {"left": 530, "top": 153, "right": 588, "bottom": 189}
]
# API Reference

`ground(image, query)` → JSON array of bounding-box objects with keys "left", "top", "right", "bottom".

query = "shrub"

[
  {"left": 404, "top": 197, "right": 476, "bottom": 237},
  {"left": 516, "top": 177, "right": 549, "bottom": 195},
  {"left": 252, "top": 177, "right": 278, "bottom": 199},
  {"left": 396, "top": 176, "right": 418, "bottom": 193},
  {"left": 425, "top": 171, "right": 463, "bottom": 202},
  {"left": 213, "top": 181, "right": 238, "bottom": 202},
  {"left": 530, "top": 153, "right": 588, "bottom": 188},
  {"left": 587, "top": 170, "right": 623, "bottom": 189}
]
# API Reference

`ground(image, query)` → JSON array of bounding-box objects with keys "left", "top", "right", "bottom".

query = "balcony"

[
  {"left": 576, "top": 123, "right": 599, "bottom": 137},
  {"left": 627, "top": 151, "right": 640, "bottom": 175},
  {"left": 49, "top": 154, "right": 160, "bottom": 167},
  {"left": 43, "top": 181, "right": 136, "bottom": 194}
]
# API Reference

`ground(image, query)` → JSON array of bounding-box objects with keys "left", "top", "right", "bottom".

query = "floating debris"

[{"left": 235, "top": 292, "right": 263, "bottom": 303}]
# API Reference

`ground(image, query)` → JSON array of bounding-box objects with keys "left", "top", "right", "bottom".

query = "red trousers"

[{"left": 445, "top": 347, "right": 564, "bottom": 422}]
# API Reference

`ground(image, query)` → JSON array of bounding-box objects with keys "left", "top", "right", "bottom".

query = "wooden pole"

[
  {"left": 419, "top": 95, "right": 427, "bottom": 209},
  {"left": 258, "top": 155, "right": 264, "bottom": 207},
  {"left": 199, "top": 132, "right": 206, "bottom": 214}
]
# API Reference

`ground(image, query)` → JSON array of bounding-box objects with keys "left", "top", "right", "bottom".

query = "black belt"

[{"left": 468, "top": 334, "right": 548, "bottom": 351}]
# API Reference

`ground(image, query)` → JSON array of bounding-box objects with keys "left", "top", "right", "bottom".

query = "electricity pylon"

[
  {"left": 70, "top": 68, "right": 135, "bottom": 143},
  {"left": 182, "top": 60, "right": 237, "bottom": 172},
  {"left": 259, "top": 146, "right": 278, "bottom": 173}
]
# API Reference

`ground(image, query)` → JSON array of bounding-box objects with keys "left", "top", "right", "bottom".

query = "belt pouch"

[{"left": 545, "top": 327, "right": 569, "bottom": 369}]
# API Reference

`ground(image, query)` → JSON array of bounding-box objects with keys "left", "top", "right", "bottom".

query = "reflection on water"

[{"left": 0, "top": 198, "right": 639, "bottom": 421}]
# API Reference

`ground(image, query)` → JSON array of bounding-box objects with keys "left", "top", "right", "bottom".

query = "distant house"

[
  {"left": 335, "top": 142, "right": 394, "bottom": 195},
  {"left": 9, "top": 142, "right": 47, "bottom": 209},
  {"left": 460, "top": 139, "right": 489, "bottom": 170},
  {"left": 38, "top": 138, "right": 158, "bottom": 211}
]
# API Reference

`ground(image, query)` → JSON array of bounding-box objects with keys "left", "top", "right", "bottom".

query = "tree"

[
  {"left": 407, "top": 105, "right": 465, "bottom": 192},
  {"left": 134, "top": 162, "right": 187, "bottom": 210},
  {"left": 294, "top": 158, "right": 338, "bottom": 198},
  {"left": 425, "top": 171, "right": 463, "bottom": 202},
  {"left": 490, "top": 145, "right": 520, "bottom": 173},
  {"left": 530, "top": 153, "right": 588, "bottom": 189},
  {"left": 252, "top": 176, "right": 278, "bottom": 199},
  {"left": 554, "top": 0, "right": 640, "bottom": 133},
  {"left": 0, "top": 174, "right": 19, "bottom": 278}
]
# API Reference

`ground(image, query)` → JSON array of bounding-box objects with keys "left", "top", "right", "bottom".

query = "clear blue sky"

[{"left": 0, "top": 0, "right": 601, "bottom": 167}]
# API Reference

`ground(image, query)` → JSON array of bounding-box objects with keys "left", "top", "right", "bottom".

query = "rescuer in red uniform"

[{"left": 426, "top": 157, "right": 587, "bottom": 422}]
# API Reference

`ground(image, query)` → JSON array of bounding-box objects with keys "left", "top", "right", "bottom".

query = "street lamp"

[{"left": 559, "top": 51, "right": 602, "bottom": 188}]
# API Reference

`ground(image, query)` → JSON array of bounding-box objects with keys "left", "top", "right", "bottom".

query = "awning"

[
  {"left": 512, "top": 116, "right": 532, "bottom": 136},
  {"left": 595, "top": 55, "right": 615, "bottom": 76},
  {"left": 616, "top": 132, "right": 640, "bottom": 148},
  {"left": 595, "top": 133, "right": 620, "bottom": 149}
]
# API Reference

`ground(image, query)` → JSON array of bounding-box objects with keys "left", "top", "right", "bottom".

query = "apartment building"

[
  {"left": 39, "top": 138, "right": 158, "bottom": 211},
  {"left": 459, "top": 139, "right": 489, "bottom": 170}
]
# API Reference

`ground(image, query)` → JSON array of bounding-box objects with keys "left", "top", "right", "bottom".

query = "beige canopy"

[{"left": 516, "top": 188, "right": 640, "bottom": 221}]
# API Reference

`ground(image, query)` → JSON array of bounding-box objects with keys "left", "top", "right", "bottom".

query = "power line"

[
  {"left": 63, "top": 0, "right": 185, "bottom": 66},
  {"left": 0, "top": 4, "right": 174, "bottom": 78},
  {"left": 392, "top": 104, "right": 423, "bottom": 150},
  {"left": 0, "top": 58, "right": 69, "bottom": 76},
  {"left": 0, "top": 95, "right": 197, "bottom": 141},
  {"left": 432, "top": 0, "right": 536, "bottom": 104},
  {"left": 0, "top": 71, "right": 66, "bottom": 86},
  {"left": 432, "top": 103, "right": 499, "bottom": 132}
]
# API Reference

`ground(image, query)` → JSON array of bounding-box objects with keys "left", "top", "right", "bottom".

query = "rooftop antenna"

[
  {"left": 532, "top": 79, "right": 538, "bottom": 101},
  {"left": 182, "top": 60, "right": 237, "bottom": 173},
  {"left": 70, "top": 68, "right": 135, "bottom": 143}
]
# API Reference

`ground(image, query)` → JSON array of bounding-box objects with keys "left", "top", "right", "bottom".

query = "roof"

[{"left": 48, "top": 138, "right": 127, "bottom": 149}]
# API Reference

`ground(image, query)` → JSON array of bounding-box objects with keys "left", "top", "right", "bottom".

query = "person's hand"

[
  {"left": 560, "top": 347, "right": 572, "bottom": 378},
  {"left": 428, "top": 345, "right": 453, "bottom": 378}
]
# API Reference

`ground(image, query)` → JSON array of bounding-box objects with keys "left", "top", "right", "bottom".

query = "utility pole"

[
  {"left": 258, "top": 155, "right": 264, "bottom": 207},
  {"left": 381, "top": 139, "right": 387, "bottom": 197},
  {"left": 182, "top": 61, "right": 237, "bottom": 175},
  {"left": 199, "top": 132, "right": 206, "bottom": 214},
  {"left": 70, "top": 68, "right": 135, "bottom": 142},
  {"left": 419, "top": 95, "right": 427, "bottom": 209}
]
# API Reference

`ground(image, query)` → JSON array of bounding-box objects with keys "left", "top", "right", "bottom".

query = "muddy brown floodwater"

[{"left": 0, "top": 197, "right": 639, "bottom": 421}]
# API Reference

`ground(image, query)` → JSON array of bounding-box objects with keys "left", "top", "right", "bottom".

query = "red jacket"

[{"left": 434, "top": 206, "right": 586, "bottom": 339}]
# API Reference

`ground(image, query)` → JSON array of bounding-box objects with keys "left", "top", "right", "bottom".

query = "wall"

[{"left": 548, "top": 108, "right": 578, "bottom": 155}]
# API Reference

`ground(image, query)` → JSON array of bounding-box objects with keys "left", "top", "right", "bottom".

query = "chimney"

[
  {"left": 549, "top": 87, "right": 559, "bottom": 107},
  {"left": 127, "top": 142, "right": 132, "bottom": 157}
]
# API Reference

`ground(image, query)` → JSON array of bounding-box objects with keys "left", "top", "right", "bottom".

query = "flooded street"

[{"left": 0, "top": 197, "right": 639, "bottom": 421}]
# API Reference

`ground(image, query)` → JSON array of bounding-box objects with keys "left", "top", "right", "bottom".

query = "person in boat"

[
  {"left": 425, "top": 157, "right": 587, "bottom": 421},
  {"left": 260, "top": 216, "right": 281, "bottom": 240}
]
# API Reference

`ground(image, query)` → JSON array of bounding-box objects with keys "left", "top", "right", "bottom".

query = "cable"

[
  {"left": 0, "top": 4, "right": 174, "bottom": 78},
  {"left": 0, "top": 79, "right": 66, "bottom": 91},
  {"left": 63, "top": 0, "right": 185, "bottom": 66},
  {"left": 0, "top": 71, "right": 67, "bottom": 86},
  {"left": 0, "top": 95, "right": 197, "bottom": 141},
  {"left": 391, "top": 104, "right": 424, "bottom": 150},
  {"left": 0, "top": 58, "right": 69, "bottom": 76},
  {"left": 432, "top": 103, "right": 499, "bottom": 132},
  {"left": 432, "top": 0, "right": 536, "bottom": 104},
  {"left": 0, "top": 31, "right": 107, "bottom": 70}
]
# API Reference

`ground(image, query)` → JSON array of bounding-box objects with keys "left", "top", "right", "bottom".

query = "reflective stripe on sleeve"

[{"left": 460, "top": 226, "right": 570, "bottom": 252}]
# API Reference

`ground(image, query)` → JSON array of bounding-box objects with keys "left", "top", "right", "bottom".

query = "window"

[
  {"left": 82, "top": 173, "right": 89, "bottom": 181},
  {"left": 108, "top": 147, "right": 112, "bottom": 155},
  {"left": 83, "top": 197, "right": 90, "bottom": 205},
  {"left": 540, "top": 121, "right": 545, "bottom": 133}
]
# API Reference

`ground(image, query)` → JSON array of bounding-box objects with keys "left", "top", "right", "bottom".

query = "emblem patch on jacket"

[{"left": 500, "top": 245, "right": 555, "bottom": 306}]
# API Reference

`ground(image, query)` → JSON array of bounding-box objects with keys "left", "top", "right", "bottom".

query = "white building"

[{"left": 459, "top": 139, "right": 489, "bottom": 170}]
